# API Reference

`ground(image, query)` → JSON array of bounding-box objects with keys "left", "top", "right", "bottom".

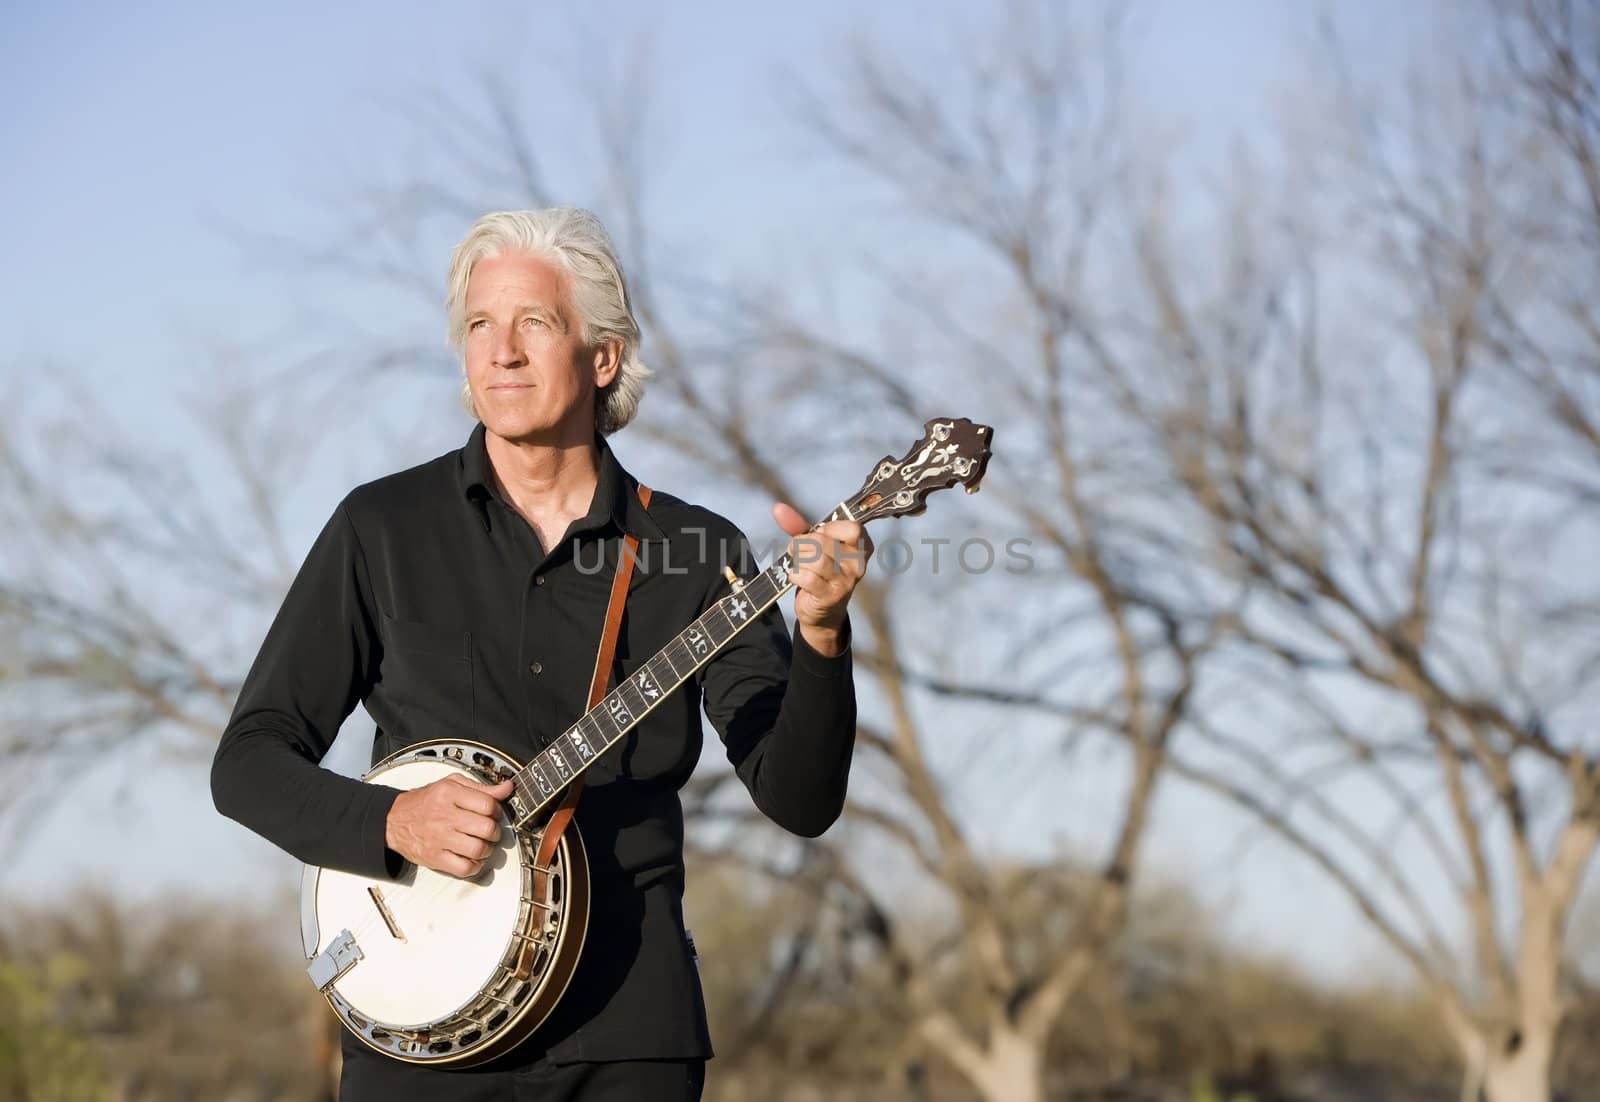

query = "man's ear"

[{"left": 592, "top": 339, "right": 623, "bottom": 389}]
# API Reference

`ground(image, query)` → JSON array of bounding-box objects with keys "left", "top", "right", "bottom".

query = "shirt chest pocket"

[{"left": 379, "top": 614, "right": 475, "bottom": 743}]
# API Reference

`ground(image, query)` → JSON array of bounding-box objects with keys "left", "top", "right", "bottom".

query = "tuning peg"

[
  {"left": 722, "top": 565, "right": 745, "bottom": 591},
  {"left": 965, "top": 484, "right": 980, "bottom": 494}
]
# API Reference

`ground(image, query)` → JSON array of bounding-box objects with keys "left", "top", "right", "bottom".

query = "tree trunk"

[
  {"left": 969, "top": 1028, "right": 1046, "bottom": 1102},
  {"left": 1480, "top": 1028, "right": 1553, "bottom": 1102},
  {"left": 920, "top": 1008, "right": 1049, "bottom": 1102}
]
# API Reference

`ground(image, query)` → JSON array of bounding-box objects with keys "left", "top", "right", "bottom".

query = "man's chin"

[{"left": 482, "top": 413, "right": 586, "bottom": 446}]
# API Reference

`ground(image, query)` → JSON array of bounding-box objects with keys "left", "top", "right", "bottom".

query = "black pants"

[{"left": 339, "top": 1042, "right": 705, "bottom": 1101}]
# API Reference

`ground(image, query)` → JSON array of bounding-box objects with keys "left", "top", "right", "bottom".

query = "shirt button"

[
  {"left": 529, "top": 661, "right": 543, "bottom": 675},
  {"left": 534, "top": 575, "right": 546, "bottom": 587}
]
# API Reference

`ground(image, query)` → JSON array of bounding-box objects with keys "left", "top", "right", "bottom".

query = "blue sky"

[
  {"left": 0, "top": 0, "right": 1439, "bottom": 982},
  {"left": 1, "top": 0, "right": 1345, "bottom": 403}
]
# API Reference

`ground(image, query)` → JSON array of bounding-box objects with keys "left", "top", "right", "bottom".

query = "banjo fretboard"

[
  {"left": 508, "top": 515, "right": 839, "bottom": 822},
  {"left": 504, "top": 415, "right": 990, "bottom": 826}
]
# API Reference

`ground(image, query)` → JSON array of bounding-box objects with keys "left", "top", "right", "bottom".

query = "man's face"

[{"left": 462, "top": 251, "right": 617, "bottom": 444}]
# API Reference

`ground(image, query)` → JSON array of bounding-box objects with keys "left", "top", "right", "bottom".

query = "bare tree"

[
  {"left": 1119, "top": 4, "right": 1600, "bottom": 1099},
  {"left": 0, "top": 376, "right": 326, "bottom": 839},
  {"left": 720, "top": 11, "right": 1230, "bottom": 1100}
]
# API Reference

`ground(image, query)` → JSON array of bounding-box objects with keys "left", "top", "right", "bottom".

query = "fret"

[
  {"left": 631, "top": 659, "right": 668, "bottom": 707},
  {"left": 578, "top": 713, "right": 609, "bottom": 754},
  {"left": 754, "top": 563, "right": 788, "bottom": 602},
  {"left": 761, "top": 556, "right": 792, "bottom": 593},
  {"left": 745, "top": 564, "right": 776, "bottom": 598},
  {"left": 543, "top": 743, "right": 574, "bottom": 781},
  {"left": 650, "top": 653, "right": 682, "bottom": 690},
  {"left": 595, "top": 705, "right": 625, "bottom": 743},
  {"left": 602, "top": 687, "right": 636, "bottom": 729},
  {"left": 655, "top": 643, "right": 685, "bottom": 681},
  {"left": 564, "top": 725, "right": 596, "bottom": 764},
  {"left": 702, "top": 604, "right": 735, "bottom": 643},
  {"left": 554, "top": 736, "right": 583, "bottom": 774},
  {"left": 665, "top": 640, "right": 696, "bottom": 678},
  {"left": 528, "top": 761, "right": 556, "bottom": 799},
  {"left": 722, "top": 590, "right": 757, "bottom": 628},
  {"left": 682, "top": 621, "right": 714, "bottom": 663},
  {"left": 617, "top": 678, "right": 651, "bottom": 718},
  {"left": 512, "top": 774, "right": 537, "bottom": 812}
]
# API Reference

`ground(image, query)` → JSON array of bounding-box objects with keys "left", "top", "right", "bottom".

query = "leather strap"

[{"left": 533, "top": 484, "right": 652, "bottom": 882}]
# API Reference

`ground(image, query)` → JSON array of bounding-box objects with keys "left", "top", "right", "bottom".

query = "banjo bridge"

[{"left": 367, "top": 886, "right": 407, "bottom": 941}]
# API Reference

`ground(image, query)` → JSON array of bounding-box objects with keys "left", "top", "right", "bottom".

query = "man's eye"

[
  {"left": 521, "top": 316, "right": 544, "bottom": 328},
  {"left": 468, "top": 319, "right": 488, "bottom": 331}
]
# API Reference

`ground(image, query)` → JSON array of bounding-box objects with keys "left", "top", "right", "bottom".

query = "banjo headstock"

[{"left": 843, "top": 417, "right": 993, "bottom": 522}]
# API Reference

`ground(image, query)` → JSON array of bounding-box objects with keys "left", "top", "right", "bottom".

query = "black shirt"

[{"left": 210, "top": 423, "right": 857, "bottom": 1063}]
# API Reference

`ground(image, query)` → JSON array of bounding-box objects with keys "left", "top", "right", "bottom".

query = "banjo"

[{"left": 300, "top": 416, "right": 993, "bottom": 1065}]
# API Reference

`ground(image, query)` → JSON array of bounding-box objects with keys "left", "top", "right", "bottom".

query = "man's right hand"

[{"left": 385, "top": 774, "right": 514, "bottom": 879}]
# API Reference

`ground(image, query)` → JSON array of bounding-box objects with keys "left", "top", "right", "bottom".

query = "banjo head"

[{"left": 300, "top": 740, "right": 588, "bottom": 1064}]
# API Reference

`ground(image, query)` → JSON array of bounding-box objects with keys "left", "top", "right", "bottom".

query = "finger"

[
  {"left": 771, "top": 501, "right": 811, "bottom": 537},
  {"left": 447, "top": 789, "right": 499, "bottom": 817},
  {"left": 442, "top": 778, "right": 504, "bottom": 816},
  {"left": 790, "top": 538, "right": 836, "bottom": 575},
  {"left": 819, "top": 536, "right": 871, "bottom": 578},
  {"left": 436, "top": 852, "right": 474, "bottom": 879},
  {"left": 444, "top": 774, "right": 514, "bottom": 800},
  {"left": 810, "top": 526, "right": 871, "bottom": 575},
  {"left": 840, "top": 545, "right": 869, "bottom": 576},
  {"left": 789, "top": 565, "right": 837, "bottom": 595},
  {"left": 822, "top": 529, "right": 872, "bottom": 565},
  {"left": 788, "top": 535, "right": 834, "bottom": 577},
  {"left": 815, "top": 520, "right": 864, "bottom": 547},
  {"left": 794, "top": 528, "right": 855, "bottom": 569},
  {"left": 448, "top": 831, "right": 495, "bottom": 862},
  {"left": 455, "top": 814, "right": 503, "bottom": 844}
]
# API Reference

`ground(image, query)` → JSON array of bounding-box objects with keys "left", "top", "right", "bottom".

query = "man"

[{"left": 211, "top": 207, "right": 870, "bottom": 1100}]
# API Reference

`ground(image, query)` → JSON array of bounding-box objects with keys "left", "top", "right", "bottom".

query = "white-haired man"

[{"left": 213, "top": 208, "right": 869, "bottom": 1100}]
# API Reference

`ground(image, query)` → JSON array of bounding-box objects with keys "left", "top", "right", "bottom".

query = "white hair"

[{"left": 445, "top": 207, "right": 650, "bottom": 435}]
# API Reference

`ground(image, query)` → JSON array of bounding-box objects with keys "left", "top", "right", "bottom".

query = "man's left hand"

[{"left": 772, "top": 502, "right": 873, "bottom": 657}]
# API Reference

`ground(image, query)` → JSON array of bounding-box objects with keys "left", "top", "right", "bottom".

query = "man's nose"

[{"left": 491, "top": 327, "right": 526, "bottom": 368}]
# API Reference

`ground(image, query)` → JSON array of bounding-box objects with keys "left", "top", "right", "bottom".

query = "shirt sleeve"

[
  {"left": 210, "top": 500, "right": 400, "bottom": 877},
  {"left": 698, "top": 530, "right": 858, "bottom": 838}
]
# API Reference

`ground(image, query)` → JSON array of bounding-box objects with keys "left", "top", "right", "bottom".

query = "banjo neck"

[
  {"left": 508, "top": 416, "right": 991, "bottom": 826},
  {"left": 507, "top": 504, "right": 847, "bottom": 825}
]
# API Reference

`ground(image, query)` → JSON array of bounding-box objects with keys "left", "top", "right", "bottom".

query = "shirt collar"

[{"left": 459, "top": 422, "right": 665, "bottom": 542}]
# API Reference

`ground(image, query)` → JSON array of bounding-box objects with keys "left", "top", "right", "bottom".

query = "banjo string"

[{"left": 336, "top": 821, "right": 547, "bottom": 950}]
